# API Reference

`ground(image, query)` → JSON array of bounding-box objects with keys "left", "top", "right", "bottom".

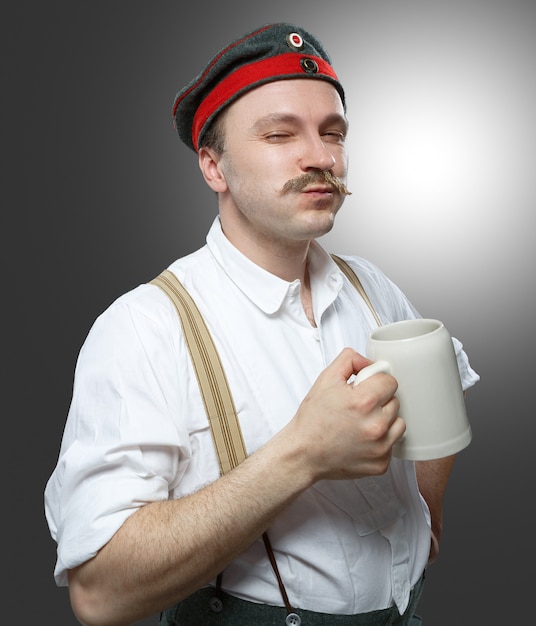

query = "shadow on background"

[{"left": 5, "top": 1, "right": 534, "bottom": 623}]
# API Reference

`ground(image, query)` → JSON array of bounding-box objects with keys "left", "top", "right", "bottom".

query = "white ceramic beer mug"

[{"left": 353, "top": 318, "right": 472, "bottom": 461}]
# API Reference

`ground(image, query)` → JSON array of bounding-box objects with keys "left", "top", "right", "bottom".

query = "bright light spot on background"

[{"left": 319, "top": 1, "right": 536, "bottom": 323}]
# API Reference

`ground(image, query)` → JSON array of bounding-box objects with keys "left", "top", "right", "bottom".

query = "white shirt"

[{"left": 45, "top": 217, "right": 479, "bottom": 614}]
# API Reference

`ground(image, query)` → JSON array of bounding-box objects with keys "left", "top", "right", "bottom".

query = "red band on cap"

[{"left": 191, "top": 53, "right": 339, "bottom": 151}]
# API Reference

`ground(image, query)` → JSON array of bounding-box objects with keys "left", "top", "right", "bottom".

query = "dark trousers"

[{"left": 159, "top": 573, "right": 424, "bottom": 625}]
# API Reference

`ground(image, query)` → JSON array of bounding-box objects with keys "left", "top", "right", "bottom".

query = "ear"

[{"left": 198, "top": 147, "right": 228, "bottom": 193}]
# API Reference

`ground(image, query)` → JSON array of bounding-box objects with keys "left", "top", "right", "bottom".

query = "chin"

[
  {"left": 307, "top": 223, "right": 335, "bottom": 242},
  {"left": 316, "top": 211, "right": 337, "bottom": 234}
]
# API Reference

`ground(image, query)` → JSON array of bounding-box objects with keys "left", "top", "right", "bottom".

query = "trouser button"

[{"left": 208, "top": 596, "right": 223, "bottom": 612}]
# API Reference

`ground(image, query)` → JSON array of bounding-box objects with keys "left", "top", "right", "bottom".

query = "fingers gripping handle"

[{"left": 353, "top": 360, "right": 392, "bottom": 386}]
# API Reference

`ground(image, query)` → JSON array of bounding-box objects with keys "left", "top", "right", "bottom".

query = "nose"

[{"left": 300, "top": 134, "right": 337, "bottom": 172}]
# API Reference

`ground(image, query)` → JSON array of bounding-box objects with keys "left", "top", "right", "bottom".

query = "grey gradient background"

[{"left": 5, "top": 0, "right": 534, "bottom": 623}]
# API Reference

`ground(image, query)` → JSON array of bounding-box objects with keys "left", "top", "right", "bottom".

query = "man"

[{"left": 45, "top": 23, "right": 479, "bottom": 625}]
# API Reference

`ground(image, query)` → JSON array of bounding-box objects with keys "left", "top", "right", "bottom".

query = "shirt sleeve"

[{"left": 44, "top": 285, "right": 192, "bottom": 586}]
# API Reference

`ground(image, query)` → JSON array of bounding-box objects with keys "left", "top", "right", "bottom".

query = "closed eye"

[
  {"left": 322, "top": 130, "right": 346, "bottom": 144},
  {"left": 265, "top": 132, "right": 292, "bottom": 141}
]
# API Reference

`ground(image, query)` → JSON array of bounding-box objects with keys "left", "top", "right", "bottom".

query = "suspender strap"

[
  {"left": 331, "top": 254, "right": 382, "bottom": 326},
  {"left": 150, "top": 269, "right": 294, "bottom": 615},
  {"left": 150, "top": 269, "right": 247, "bottom": 474}
]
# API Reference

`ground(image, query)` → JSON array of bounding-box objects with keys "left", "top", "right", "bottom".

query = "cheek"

[
  {"left": 221, "top": 158, "right": 262, "bottom": 199},
  {"left": 233, "top": 153, "right": 288, "bottom": 189},
  {"left": 334, "top": 148, "right": 349, "bottom": 177}
]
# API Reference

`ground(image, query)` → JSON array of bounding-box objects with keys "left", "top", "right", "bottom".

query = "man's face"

[{"left": 214, "top": 79, "right": 349, "bottom": 248}]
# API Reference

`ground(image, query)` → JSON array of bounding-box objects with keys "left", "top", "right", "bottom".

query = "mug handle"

[{"left": 353, "top": 360, "right": 392, "bottom": 387}]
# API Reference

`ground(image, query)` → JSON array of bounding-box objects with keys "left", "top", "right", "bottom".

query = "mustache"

[{"left": 280, "top": 171, "right": 352, "bottom": 196}]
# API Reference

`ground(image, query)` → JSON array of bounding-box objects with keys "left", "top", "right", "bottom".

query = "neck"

[
  {"left": 301, "top": 263, "right": 317, "bottom": 327},
  {"left": 219, "top": 218, "right": 311, "bottom": 282},
  {"left": 219, "top": 215, "right": 317, "bottom": 326}
]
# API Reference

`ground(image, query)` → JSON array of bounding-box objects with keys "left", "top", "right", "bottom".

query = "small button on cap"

[
  {"left": 300, "top": 57, "right": 319, "bottom": 73},
  {"left": 286, "top": 613, "right": 301, "bottom": 625}
]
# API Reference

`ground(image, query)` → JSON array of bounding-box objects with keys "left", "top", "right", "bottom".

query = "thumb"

[{"left": 329, "top": 347, "right": 371, "bottom": 384}]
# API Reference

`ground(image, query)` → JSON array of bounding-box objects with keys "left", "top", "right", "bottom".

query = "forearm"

[
  {"left": 68, "top": 431, "right": 313, "bottom": 626},
  {"left": 415, "top": 454, "right": 456, "bottom": 563}
]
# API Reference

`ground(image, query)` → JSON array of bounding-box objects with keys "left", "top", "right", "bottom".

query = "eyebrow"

[{"left": 251, "top": 112, "right": 349, "bottom": 133}]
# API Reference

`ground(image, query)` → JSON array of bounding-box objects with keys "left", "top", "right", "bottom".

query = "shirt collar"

[{"left": 206, "top": 217, "right": 344, "bottom": 314}]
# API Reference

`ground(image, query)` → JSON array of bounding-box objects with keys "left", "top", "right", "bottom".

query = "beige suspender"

[
  {"left": 331, "top": 254, "right": 382, "bottom": 327},
  {"left": 150, "top": 256, "right": 380, "bottom": 474},
  {"left": 150, "top": 269, "right": 247, "bottom": 475}
]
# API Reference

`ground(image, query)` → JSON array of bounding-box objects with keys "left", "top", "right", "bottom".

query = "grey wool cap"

[{"left": 172, "top": 22, "right": 345, "bottom": 152}]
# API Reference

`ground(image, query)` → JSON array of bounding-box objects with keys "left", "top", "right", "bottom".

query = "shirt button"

[
  {"left": 286, "top": 613, "right": 301, "bottom": 625},
  {"left": 208, "top": 596, "right": 223, "bottom": 612}
]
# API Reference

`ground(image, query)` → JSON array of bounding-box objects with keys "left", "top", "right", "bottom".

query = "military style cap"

[{"left": 173, "top": 22, "right": 345, "bottom": 152}]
